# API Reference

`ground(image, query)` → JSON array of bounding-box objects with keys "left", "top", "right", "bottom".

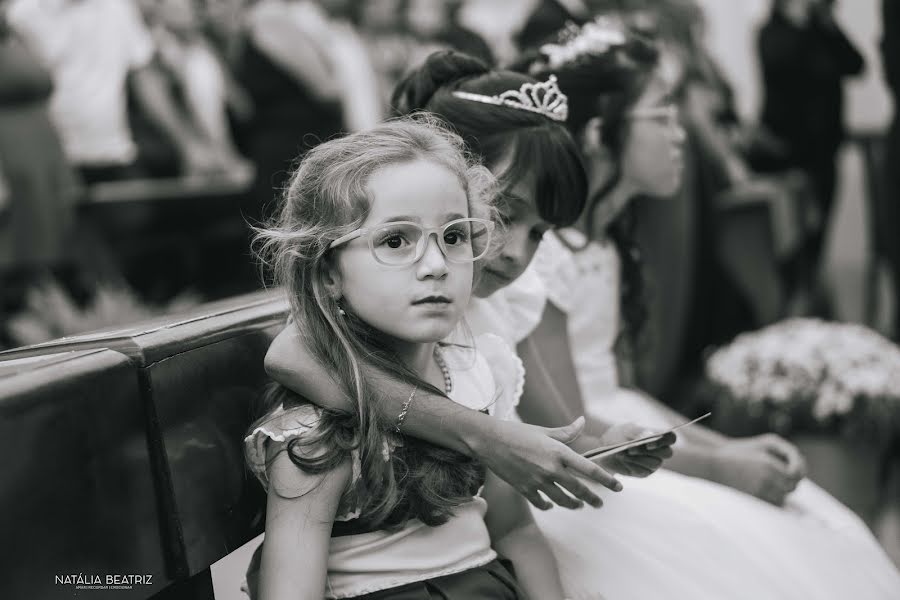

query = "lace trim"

[
  {"left": 475, "top": 333, "right": 525, "bottom": 420},
  {"left": 245, "top": 404, "right": 364, "bottom": 521}
]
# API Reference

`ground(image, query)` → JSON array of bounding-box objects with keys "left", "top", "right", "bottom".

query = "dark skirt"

[
  {"left": 349, "top": 558, "right": 524, "bottom": 600},
  {"left": 245, "top": 546, "right": 523, "bottom": 600}
]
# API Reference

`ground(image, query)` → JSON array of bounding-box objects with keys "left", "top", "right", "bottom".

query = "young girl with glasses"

[{"left": 244, "top": 117, "right": 568, "bottom": 600}]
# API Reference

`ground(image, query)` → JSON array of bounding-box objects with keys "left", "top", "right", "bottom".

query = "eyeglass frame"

[
  {"left": 328, "top": 217, "right": 496, "bottom": 267},
  {"left": 626, "top": 103, "right": 680, "bottom": 125}
]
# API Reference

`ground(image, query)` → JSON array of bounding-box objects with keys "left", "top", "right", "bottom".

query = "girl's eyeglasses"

[
  {"left": 626, "top": 104, "right": 679, "bottom": 126},
  {"left": 329, "top": 217, "right": 495, "bottom": 267}
]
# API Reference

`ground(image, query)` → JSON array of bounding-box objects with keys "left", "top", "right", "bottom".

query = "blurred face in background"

[
  {"left": 619, "top": 74, "right": 686, "bottom": 198},
  {"left": 158, "top": 0, "right": 201, "bottom": 34},
  {"left": 776, "top": 0, "right": 815, "bottom": 25},
  {"left": 359, "top": 0, "right": 404, "bottom": 32},
  {"left": 406, "top": 0, "right": 450, "bottom": 37}
]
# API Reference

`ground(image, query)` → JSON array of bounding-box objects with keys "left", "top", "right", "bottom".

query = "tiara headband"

[
  {"left": 451, "top": 75, "right": 569, "bottom": 122},
  {"left": 538, "top": 17, "right": 627, "bottom": 70}
]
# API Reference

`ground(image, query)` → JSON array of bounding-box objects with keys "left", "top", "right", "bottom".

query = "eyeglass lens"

[{"left": 370, "top": 220, "right": 490, "bottom": 266}]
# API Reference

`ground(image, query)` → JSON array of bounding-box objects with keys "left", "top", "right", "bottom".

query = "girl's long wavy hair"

[
  {"left": 249, "top": 117, "right": 498, "bottom": 528},
  {"left": 524, "top": 23, "right": 659, "bottom": 346}
]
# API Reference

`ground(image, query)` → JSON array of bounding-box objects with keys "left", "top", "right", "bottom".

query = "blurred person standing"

[
  {"left": 0, "top": 5, "right": 78, "bottom": 310},
  {"left": 758, "top": 0, "right": 864, "bottom": 314},
  {"left": 878, "top": 3, "right": 900, "bottom": 566},
  {"left": 237, "top": 0, "right": 379, "bottom": 222},
  {"left": 406, "top": 0, "right": 494, "bottom": 64},
  {"left": 7, "top": 0, "right": 226, "bottom": 184},
  {"left": 882, "top": 0, "right": 900, "bottom": 339},
  {"left": 140, "top": 0, "right": 252, "bottom": 181}
]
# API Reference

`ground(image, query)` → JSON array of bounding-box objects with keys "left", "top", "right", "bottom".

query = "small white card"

[{"left": 582, "top": 412, "right": 712, "bottom": 460}]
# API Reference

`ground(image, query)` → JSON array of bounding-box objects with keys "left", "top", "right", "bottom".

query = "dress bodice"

[
  {"left": 244, "top": 336, "right": 521, "bottom": 598},
  {"left": 532, "top": 229, "right": 622, "bottom": 393},
  {"left": 528, "top": 230, "right": 672, "bottom": 429}
]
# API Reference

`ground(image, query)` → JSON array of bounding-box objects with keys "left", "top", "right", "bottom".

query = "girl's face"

[
  {"left": 619, "top": 78, "right": 686, "bottom": 198},
  {"left": 474, "top": 156, "right": 550, "bottom": 298},
  {"left": 333, "top": 160, "right": 473, "bottom": 345}
]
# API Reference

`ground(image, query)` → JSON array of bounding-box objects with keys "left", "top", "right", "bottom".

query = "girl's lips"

[{"left": 412, "top": 296, "right": 452, "bottom": 305}]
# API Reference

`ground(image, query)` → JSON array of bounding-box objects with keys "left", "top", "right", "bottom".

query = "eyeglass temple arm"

[{"left": 330, "top": 229, "right": 367, "bottom": 249}]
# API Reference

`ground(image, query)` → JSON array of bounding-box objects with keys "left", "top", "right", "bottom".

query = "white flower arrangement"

[{"left": 705, "top": 318, "right": 900, "bottom": 442}]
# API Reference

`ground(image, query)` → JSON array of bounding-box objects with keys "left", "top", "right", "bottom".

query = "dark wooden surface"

[
  {"left": 0, "top": 291, "right": 290, "bottom": 598},
  {"left": 0, "top": 349, "right": 166, "bottom": 599}
]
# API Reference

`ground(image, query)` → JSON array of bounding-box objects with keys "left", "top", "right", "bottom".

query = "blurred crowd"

[{"left": 0, "top": 0, "right": 894, "bottom": 370}]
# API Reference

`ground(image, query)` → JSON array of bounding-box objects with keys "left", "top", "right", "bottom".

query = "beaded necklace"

[{"left": 433, "top": 345, "right": 453, "bottom": 394}]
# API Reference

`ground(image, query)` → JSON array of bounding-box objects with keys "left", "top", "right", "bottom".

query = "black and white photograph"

[{"left": 1, "top": 0, "right": 899, "bottom": 598}]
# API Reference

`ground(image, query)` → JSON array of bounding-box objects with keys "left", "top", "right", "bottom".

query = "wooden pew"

[
  {"left": 0, "top": 349, "right": 164, "bottom": 599},
  {"left": 0, "top": 290, "right": 290, "bottom": 599}
]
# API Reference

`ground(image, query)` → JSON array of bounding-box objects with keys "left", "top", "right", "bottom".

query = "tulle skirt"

[{"left": 533, "top": 469, "right": 900, "bottom": 600}]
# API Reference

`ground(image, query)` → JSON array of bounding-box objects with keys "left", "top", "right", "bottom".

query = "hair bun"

[{"left": 391, "top": 51, "right": 490, "bottom": 116}]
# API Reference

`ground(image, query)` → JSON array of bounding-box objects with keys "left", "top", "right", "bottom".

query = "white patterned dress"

[{"left": 473, "top": 229, "right": 900, "bottom": 600}]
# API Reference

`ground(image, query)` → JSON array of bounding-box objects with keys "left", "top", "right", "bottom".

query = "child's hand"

[
  {"left": 709, "top": 434, "right": 806, "bottom": 506},
  {"left": 475, "top": 417, "right": 623, "bottom": 511},
  {"left": 596, "top": 423, "right": 676, "bottom": 477}
]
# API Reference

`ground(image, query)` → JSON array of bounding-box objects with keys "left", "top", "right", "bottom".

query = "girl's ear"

[{"left": 323, "top": 257, "right": 343, "bottom": 301}]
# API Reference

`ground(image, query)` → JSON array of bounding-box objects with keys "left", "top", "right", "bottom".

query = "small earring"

[{"left": 337, "top": 301, "right": 346, "bottom": 316}]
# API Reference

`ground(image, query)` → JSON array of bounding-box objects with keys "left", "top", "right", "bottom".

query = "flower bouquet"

[{"left": 705, "top": 318, "right": 900, "bottom": 446}]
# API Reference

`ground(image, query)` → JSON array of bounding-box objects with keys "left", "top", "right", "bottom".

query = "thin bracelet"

[{"left": 395, "top": 386, "right": 417, "bottom": 433}]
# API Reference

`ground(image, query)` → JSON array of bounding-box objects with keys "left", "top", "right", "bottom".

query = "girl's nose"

[
  {"left": 417, "top": 233, "right": 449, "bottom": 278},
  {"left": 671, "top": 123, "right": 687, "bottom": 144}
]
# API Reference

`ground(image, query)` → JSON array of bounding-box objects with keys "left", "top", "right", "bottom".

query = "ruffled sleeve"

[
  {"left": 467, "top": 265, "right": 548, "bottom": 345},
  {"left": 244, "top": 403, "right": 363, "bottom": 521},
  {"left": 497, "top": 264, "right": 550, "bottom": 343},
  {"left": 475, "top": 333, "right": 525, "bottom": 422},
  {"left": 530, "top": 230, "right": 581, "bottom": 314}
]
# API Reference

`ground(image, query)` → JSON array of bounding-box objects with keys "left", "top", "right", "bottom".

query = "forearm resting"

[
  {"left": 265, "top": 325, "right": 493, "bottom": 456},
  {"left": 660, "top": 442, "right": 717, "bottom": 480}
]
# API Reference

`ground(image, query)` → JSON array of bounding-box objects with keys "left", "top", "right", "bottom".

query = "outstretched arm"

[{"left": 264, "top": 324, "right": 622, "bottom": 509}]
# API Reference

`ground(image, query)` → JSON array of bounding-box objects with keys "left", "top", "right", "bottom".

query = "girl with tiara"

[
  {"left": 263, "top": 50, "right": 676, "bottom": 513},
  {"left": 245, "top": 117, "right": 569, "bottom": 599},
  {"left": 512, "top": 16, "right": 900, "bottom": 598}
]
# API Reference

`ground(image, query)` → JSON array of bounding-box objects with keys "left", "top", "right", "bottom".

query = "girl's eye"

[
  {"left": 443, "top": 226, "right": 470, "bottom": 246},
  {"left": 376, "top": 230, "right": 411, "bottom": 249}
]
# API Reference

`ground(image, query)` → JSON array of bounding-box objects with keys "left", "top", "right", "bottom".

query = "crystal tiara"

[
  {"left": 451, "top": 75, "right": 569, "bottom": 122},
  {"left": 539, "top": 17, "right": 627, "bottom": 70}
]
